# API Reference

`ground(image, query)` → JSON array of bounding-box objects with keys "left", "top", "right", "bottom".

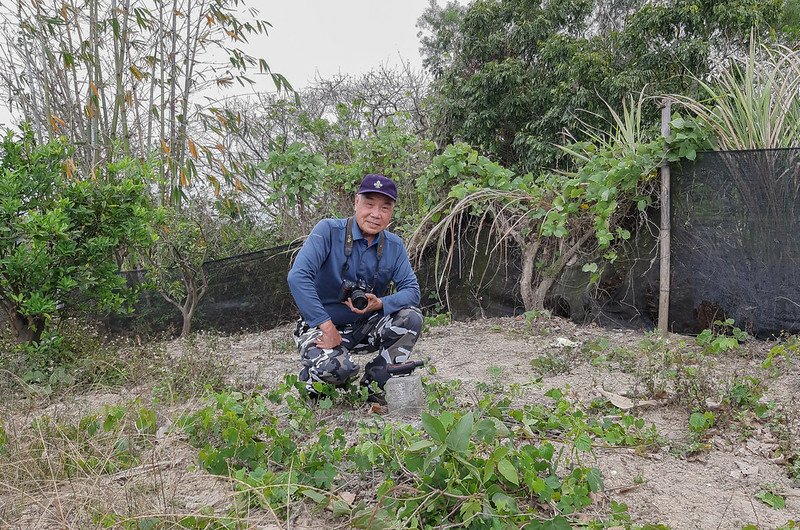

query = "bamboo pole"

[{"left": 658, "top": 99, "right": 672, "bottom": 336}]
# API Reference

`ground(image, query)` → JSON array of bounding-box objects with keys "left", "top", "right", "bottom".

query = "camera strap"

[{"left": 343, "top": 216, "right": 384, "bottom": 289}]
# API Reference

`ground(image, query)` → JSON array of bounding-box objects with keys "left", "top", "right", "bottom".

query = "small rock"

[{"left": 554, "top": 337, "right": 579, "bottom": 348}]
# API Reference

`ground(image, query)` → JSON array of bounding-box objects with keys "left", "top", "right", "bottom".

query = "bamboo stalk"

[
  {"left": 167, "top": 0, "right": 179, "bottom": 200},
  {"left": 17, "top": 2, "right": 43, "bottom": 142},
  {"left": 119, "top": 0, "right": 131, "bottom": 157},
  {"left": 658, "top": 99, "right": 671, "bottom": 336}
]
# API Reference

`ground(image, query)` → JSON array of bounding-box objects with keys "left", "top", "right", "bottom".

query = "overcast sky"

[
  {"left": 261, "top": 0, "right": 436, "bottom": 89},
  {"left": 0, "top": 0, "right": 442, "bottom": 126}
]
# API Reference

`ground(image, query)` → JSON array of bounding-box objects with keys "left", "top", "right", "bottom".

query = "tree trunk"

[
  {"left": 530, "top": 276, "right": 557, "bottom": 311},
  {"left": 519, "top": 239, "right": 541, "bottom": 311},
  {"left": 3, "top": 303, "right": 44, "bottom": 344},
  {"left": 526, "top": 230, "right": 594, "bottom": 312},
  {"left": 180, "top": 297, "right": 194, "bottom": 338}
]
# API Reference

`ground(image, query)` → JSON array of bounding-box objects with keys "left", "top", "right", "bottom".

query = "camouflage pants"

[{"left": 293, "top": 307, "right": 423, "bottom": 391}]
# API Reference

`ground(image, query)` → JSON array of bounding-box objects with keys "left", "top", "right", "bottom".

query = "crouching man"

[{"left": 287, "top": 174, "right": 423, "bottom": 401}]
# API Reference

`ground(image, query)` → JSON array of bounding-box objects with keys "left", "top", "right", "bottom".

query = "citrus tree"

[{"left": 0, "top": 127, "right": 155, "bottom": 344}]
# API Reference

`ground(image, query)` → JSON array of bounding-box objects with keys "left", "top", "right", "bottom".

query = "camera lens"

[{"left": 351, "top": 289, "right": 369, "bottom": 310}]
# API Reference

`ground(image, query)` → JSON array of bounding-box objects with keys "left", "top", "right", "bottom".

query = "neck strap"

[
  {"left": 342, "top": 217, "right": 384, "bottom": 287},
  {"left": 344, "top": 217, "right": 384, "bottom": 259}
]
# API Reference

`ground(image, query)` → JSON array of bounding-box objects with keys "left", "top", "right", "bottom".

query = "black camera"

[{"left": 339, "top": 278, "right": 371, "bottom": 310}]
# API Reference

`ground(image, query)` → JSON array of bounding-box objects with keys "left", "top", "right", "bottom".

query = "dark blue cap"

[{"left": 358, "top": 174, "right": 397, "bottom": 201}]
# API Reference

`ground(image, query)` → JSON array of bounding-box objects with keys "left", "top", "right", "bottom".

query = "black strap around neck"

[
  {"left": 342, "top": 217, "right": 384, "bottom": 288},
  {"left": 344, "top": 217, "right": 384, "bottom": 260}
]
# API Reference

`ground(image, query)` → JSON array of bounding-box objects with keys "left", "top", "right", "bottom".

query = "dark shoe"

[{"left": 366, "top": 390, "right": 387, "bottom": 406}]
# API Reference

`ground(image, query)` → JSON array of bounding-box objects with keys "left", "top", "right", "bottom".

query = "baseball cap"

[{"left": 357, "top": 174, "right": 397, "bottom": 201}]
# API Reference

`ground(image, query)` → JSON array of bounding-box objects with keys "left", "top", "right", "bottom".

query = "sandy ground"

[{"left": 1, "top": 315, "right": 799, "bottom": 529}]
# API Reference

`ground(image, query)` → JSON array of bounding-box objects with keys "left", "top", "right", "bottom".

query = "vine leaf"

[{"left": 445, "top": 412, "right": 474, "bottom": 453}]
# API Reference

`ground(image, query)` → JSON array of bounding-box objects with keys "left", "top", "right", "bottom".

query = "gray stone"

[{"left": 384, "top": 373, "right": 424, "bottom": 416}]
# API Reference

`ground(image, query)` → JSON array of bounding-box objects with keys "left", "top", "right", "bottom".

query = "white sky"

[
  {"left": 260, "top": 0, "right": 435, "bottom": 89},
  {"left": 0, "top": 0, "right": 442, "bottom": 126}
]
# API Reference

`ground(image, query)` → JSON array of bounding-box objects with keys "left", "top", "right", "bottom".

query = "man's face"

[{"left": 354, "top": 192, "right": 395, "bottom": 237}]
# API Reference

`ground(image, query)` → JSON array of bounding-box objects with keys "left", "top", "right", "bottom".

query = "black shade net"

[
  {"left": 669, "top": 148, "right": 800, "bottom": 337},
  {"left": 106, "top": 244, "right": 300, "bottom": 336},
  {"left": 105, "top": 149, "right": 800, "bottom": 338}
]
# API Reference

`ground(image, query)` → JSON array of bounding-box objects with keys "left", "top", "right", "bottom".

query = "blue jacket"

[{"left": 287, "top": 218, "right": 420, "bottom": 327}]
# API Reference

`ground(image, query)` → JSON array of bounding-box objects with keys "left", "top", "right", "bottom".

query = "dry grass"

[{"left": 0, "top": 331, "right": 279, "bottom": 529}]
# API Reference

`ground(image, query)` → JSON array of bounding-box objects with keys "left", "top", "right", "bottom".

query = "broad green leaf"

[
  {"left": 331, "top": 499, "right": 351, "bottom": 516},
  {"left": 544, "top": 388, "right": 563, "bottom": 400},
  {"left": 756, "top": 490, "right": 785, "bottom": 509},
  {"left": 406, "top": 440, "right": 435, "bottom": 452},
  {"left": 542, "top": 516, "right": 573, "bottom": 530},
  {"left": 586, "top": 467, "right": 604, "bottom": 492},
  {"left": 497, "top": 458, "right": 519, "bottom": 486},
  {"left": 445, "top": 412, "right": 473, "bottom": 453},
  {"left": 301, "top": 489, "right": 327, "bottom": 503},
  {"left": 575, "top": 432, "right": 592, "bottom": 452},
  {"left": 421, "top": 412, "right": 446, "bottom": 442}
]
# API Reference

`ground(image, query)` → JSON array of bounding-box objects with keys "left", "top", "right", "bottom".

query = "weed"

[
  {"left": 424, "top": 378, "right": 462, "bottom": 413},
  {"left": 696, "top": 318, "right": 748, "bottom": 355},
  {"left": 595, "top": 411, "right": 663, "bottom": 452},
  {"left": 475, "top": 365, "right": 507, "bottom": 393},
  {"left": 582, "top": 337, "right": 611, "bottom": 365},
  {"left": 100, "top": 515, "right": 238, "bottom": 529},
  {"left": 177, "top": 375, "right": 661, "bottom": 528},
  {"left": 756, "top": 483, "right": 786, "bottom": 510},
  {"left": 530, "top": 350, "right": 571, "bottom": 375},
  {"left": 531, "top": 339, "right": 585, "bottom": 376},
  {"left": 423, "top": 311, "right": 451, "bottom": 332},
  {"left": 763, "top": 334, "right": 799, "bottom": 373},
  {"left": 789, "top": 451, "right": 800, "bottom": 482},
  {"left": 689, "top": 411, "right": 715, "bottom": 435},
  {"left": 665, "top": 348, "right": 718, "bottom": 410},
  {"left": 723, "top": 375, "right": 765, "bottom": 411},
  {"left": 523, "top": 309, "right": 551, "bottom": 329},
  {"left": 0, "top": 398, "right": 158, "bottom": 504},
  {"left": 268, "top": 336, "right": 295, "bottom": 355},
  {"left": 670, "top": 410, "right": 716, "bottom": 457},
  {"left": 0, "top": 421, "right": 8, "bottom": 455},
  {"left": 153, "top": 345, "right": 232, "bottom": 403}
]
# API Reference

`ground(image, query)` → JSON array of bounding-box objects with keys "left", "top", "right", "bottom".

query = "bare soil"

[{"left": 1, "top": 315, "right": 798, "bottom": 529}]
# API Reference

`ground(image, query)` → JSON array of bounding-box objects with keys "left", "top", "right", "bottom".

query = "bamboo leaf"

[{"left": 129, "top": 65, "right": 144, "bottom": 80}]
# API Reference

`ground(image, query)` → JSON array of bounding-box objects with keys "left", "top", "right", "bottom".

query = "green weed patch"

[{"left": 178, "top": 376, "right": 664, "bottom": 529}]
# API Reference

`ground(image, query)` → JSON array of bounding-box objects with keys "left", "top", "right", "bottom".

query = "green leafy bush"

[{"left": 0, "top": 127, "right": 155, "bottom": 345}]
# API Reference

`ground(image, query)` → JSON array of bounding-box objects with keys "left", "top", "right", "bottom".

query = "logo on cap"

[{"left": 374, "top": 180, "right": 383, "bottom": 188}]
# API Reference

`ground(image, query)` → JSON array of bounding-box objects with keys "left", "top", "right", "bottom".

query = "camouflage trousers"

[{"left": 293, "top": 307, "right": 423, "bottom": 391}]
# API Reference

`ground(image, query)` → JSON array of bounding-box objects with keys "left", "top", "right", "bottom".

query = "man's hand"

[
  {"left": 316, "top": 320, "right": 343, "bottom": 349},
  {"left": 344, "top": 293, "right": 383, "bottom": 315}
]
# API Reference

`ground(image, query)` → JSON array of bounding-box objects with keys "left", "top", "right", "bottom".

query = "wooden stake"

[{"left": 658, "top": 100, "right": 672, "bottom": 336}]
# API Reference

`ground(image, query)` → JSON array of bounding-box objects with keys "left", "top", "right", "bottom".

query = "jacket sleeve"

[
  {"left": 287, "top": 220, "right": 332, "bottom": 327},
  {"left": 380, "top": 243, "right": 420, "bottom": 316}
]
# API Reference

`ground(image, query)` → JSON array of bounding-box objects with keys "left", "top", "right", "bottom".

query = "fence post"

[{"left": 658, "top": 99, "right": 672, "bottom": 336}]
